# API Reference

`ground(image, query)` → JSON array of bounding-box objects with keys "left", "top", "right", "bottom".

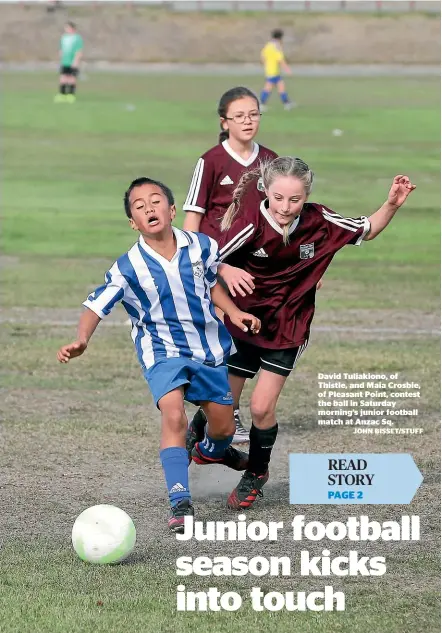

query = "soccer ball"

[{"left": 72, "top": 504, "right": 136, "bottom": 564}]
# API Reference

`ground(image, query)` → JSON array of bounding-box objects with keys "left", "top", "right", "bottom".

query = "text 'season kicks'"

[
  {"left": 227, "top": 470, "right": 269, "bottom": 510},
  {"left": 191, "top": 442, "right": 249, "bottom": 471},
  {"left": 231, "top": 409, "right": 250, "bottom": 445},
  {"left": 168, "top": 498, "right": 194, "bottom": 533}
]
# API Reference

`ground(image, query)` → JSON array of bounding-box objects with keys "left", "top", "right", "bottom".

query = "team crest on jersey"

[
  {"left": 300, "top": 243, "right": 315, "bottom": 259},
  {"left": 257, "top": 177, "right": 265, "bottom": 192},
  {"left": 192, "top": 260, "right": 204, "bottom": 278}
]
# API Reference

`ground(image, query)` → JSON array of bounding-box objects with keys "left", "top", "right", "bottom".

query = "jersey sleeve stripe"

[
  {"left": 219, "top": 224, "right": 255, "bottom": 254},
  {"left": 191, "top": 158, "right": 205, "bottom": 206},
  {"left": 321, "top": 208, "right": 365, "bottom": 231},
  {"left": 322, "top": 209, "right": 366, "bottom": 226},
  {"left": 219, "top": 232, "right": 253, "bottom": 261},
  {"left": 353, "top": 217, "right": 371, "bottom": 245},
  {"left": 322, "top": 207, "right": 365, "bottom": 226},
  {"left": 219, "top": 223, "right": 255, "bottom": 261},
  {"left": 184, "top": 158, "right": 204, "bottom": 208},
  {"left": 321, "top": 210, "right": 360, "bottom": 232},
  {"left": 184, "top": 158, "right": 202, "bottom": 206},
  {"left": 322, "top": 208, "right": 363, "bottom": 221},
  {"left": 183, "top": 205, "right": 205, "bottom": 214}
]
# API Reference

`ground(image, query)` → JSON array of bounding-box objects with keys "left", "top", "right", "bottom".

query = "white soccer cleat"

[
  {"left": 232, "top": 409, "right": 250, "bottom": 444},
  {"left": 284, "top": 102, "right": 296, "bottom": 111},
  {"left": 260, "top": 104, "right": 268, "bottom": 113}
]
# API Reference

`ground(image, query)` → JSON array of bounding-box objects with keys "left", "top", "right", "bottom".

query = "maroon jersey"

[
  {"left": 216, "top": 189, "right": 371, "bottom": 349},
  {"left": 183, "top": 140, "right": 278, "bottom": 241}
]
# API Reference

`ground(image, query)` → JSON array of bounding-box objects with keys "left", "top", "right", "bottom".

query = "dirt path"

[
  {"left": 1, "top": 62, "right": 440, "bottom": 76},
  {"left": 1, "top": 306, "right": 439, "bottom": 336}
]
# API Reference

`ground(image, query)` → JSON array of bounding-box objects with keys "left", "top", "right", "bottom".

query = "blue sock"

[
  {"left": 198, "top": 432, "right": 233, "bottom": 459},
  {"left": 280, "top": 92, "right": 290, "bottom": 104},
  {"left": 260, "top": 90, "right": 270, "bottom": 105},
  {"left": 160, "top": 447, "right": 191, "bottom": 506}
]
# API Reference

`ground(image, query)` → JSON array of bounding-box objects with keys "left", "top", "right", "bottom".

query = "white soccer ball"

[{"left": 72, "top": 504, "right": 136, "bottom": 564}]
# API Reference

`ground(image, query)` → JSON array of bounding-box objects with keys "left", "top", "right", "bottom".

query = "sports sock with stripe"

[
  {"left": 160, "top": 447, "right": 191, "bottom": 506},
  {"left": 197, "top": 432, "right": 233, "bottom": 460}
]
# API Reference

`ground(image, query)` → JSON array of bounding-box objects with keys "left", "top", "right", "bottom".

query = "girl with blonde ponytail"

[{"left": 208, "top": 156, "right": 414, "bottom": 510}]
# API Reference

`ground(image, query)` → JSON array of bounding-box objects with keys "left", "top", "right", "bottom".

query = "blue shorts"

[
  {"left": 266, "top": 75, "right": 282, "bottom": 84},
  {"left": 144, "top": 357, "right": 233, "bottom": 409}
]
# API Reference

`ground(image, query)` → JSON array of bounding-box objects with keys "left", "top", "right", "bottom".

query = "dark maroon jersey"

[
  {"left": 183, "top": 140, "right": 277, "bottom": 241},
  {"left": 216, "top": 188, "right": 371, "bottom": 349}
]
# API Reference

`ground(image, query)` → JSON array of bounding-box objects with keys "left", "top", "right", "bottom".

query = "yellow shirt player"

[{"left": 260, "top": 29, "right": 295, "bottom": 111}]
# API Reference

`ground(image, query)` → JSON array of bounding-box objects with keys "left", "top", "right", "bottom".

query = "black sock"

[
  {"left": 71, "top": 84, "right": 76, "bottom": 95},
  {"left": 60, "top": 84, "right": 67, "bottom": 94},
  {"left": 248, "top": 423, "right": 278, "bottom": 475},
  {"left": 192, "top": 407, "right": 207, "bottom": 440}
]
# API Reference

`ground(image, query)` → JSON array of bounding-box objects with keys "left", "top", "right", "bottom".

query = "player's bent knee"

[
  {"left": 208, "top": 418, "right": 235, "bottom": 438},
  {"left": 221, "top": 420, "right": 236, "bottom": 437},
  {"left": 161, "top": 408, "right": 187, "bottom": 433},
  {"left": 250, "top": 399, "right": 276, "bottom": 425}
]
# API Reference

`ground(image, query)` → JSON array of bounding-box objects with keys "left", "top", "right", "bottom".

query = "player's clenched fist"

[{"left": 230, "top": 311, "right": 261, "bottom": 334}]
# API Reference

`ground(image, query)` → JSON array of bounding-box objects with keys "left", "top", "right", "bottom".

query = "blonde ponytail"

[{"left": 220, "top": 167, "right": 261, "bottom": 231}]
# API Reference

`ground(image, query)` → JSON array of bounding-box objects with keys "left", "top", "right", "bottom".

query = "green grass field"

[{"left": 1, "top": 71, "right": 440, "bottom": 633}]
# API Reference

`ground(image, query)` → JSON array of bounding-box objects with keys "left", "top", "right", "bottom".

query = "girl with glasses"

[{"left": 183, "top": 86, "right": 278, "bottom": 444}]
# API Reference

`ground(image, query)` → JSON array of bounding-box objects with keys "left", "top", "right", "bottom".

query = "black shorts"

[
  {"left": 60, "top": 65, "right": 78, "bottom": 76},
  {"left": 227, "top": 338, "right": 309, "bottom": 379}
]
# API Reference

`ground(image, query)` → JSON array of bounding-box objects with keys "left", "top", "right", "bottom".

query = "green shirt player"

[{"left": 54, "top": 21, "right": 84, "bottom": 104}]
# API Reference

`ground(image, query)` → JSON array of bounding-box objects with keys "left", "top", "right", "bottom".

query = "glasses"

[{"left": 224, "top": 111, "right": 262, "bottom": 124}]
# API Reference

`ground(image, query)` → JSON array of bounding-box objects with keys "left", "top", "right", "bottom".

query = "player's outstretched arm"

[
  {"left": 57, "top": 308, "right": 101, "bottom": 363},
  {"left": 210, "top": 283, "right": 260, "bottom": 334},
  {"left": 364, "top": 175, "right": 416, "bottom": 241},
  {"left": 183, "top": 211, "right": 203, "bottom": 232}
]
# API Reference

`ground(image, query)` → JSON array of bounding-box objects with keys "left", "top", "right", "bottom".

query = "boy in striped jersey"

[
  {"left": 57, "top": 177, "right": 260, "bottom": 533},
  {"left": 215, "top": 158, "right": 416, "bottom": 510}
]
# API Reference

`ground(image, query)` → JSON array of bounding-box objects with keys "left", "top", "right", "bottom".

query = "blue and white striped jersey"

[{"left": 83, "top": 228, "right": 234, "bottom": 370}]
